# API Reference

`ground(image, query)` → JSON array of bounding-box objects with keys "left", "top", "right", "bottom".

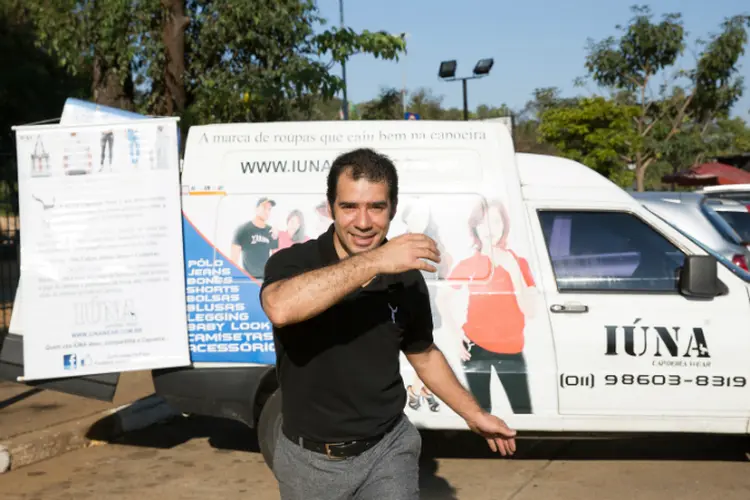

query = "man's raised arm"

[{"left": 260, "top": 233, "right": 440, "bottom": 328}]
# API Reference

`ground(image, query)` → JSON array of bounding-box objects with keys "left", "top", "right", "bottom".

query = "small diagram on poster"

[
  {"left": 127, "top": 128, "right": 140, "bottom": 168},
  {"left": 99, "top": 129, "right": 114, "bottom": 171},
  {"left": 63, "top": 131, "right": 94, "bottom": 176},
  {"left": 30, "top": 135, "right": 50, "bottom": 177}
]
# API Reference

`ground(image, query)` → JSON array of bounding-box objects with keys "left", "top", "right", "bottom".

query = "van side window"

[{"left": 538, "top": 210, "right": 686, "bottom": 292}]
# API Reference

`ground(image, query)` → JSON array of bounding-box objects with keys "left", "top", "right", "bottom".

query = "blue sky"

[{"left": 315, "top": 0, "right": 750, "bottom": 119}]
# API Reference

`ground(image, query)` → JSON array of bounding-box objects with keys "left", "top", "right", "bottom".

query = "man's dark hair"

[{"left": 326, "top": 148, "right": 399, "bottom": 218}]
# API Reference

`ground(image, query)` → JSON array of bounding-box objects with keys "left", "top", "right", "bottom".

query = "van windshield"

[{"left": 645, "top": 207, "right": 750, "bottom": 283}]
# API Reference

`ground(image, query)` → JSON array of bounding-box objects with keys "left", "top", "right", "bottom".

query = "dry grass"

[
  {"left": 0, "top": 257, "right": 19, "bottom": 332},
  {"left": 0, "top": 215, "right": 19, "bottom": 235},
  {"left": 0, "top": 302, "right": 11, "bottom": 331}
]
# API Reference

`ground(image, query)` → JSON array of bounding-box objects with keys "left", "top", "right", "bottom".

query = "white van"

[{"left": 3, "top": 120, "right": 750, "bottom": 467}]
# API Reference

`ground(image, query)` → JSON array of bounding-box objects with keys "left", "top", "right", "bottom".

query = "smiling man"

[{"left": 259, "top": 148, "right": 516, "bottom": 500}]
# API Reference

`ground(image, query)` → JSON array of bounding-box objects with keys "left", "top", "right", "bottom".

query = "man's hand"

[
  {"left": 405, "top": 346, "right": 518, "bottom": 457},
  {"left": 370, "top": 233, "right": 440, "bottom": 274},
  {"left": 466, "top": 411, "right": 517, "bottom": 456}
]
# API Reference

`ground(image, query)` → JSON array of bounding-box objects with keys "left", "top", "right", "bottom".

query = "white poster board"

[
  {"left": 9, "top": 98, "right": 148, "bottom": 337},
  {"left": 12, "top": 118, "right": 190, "bottom": 380}
]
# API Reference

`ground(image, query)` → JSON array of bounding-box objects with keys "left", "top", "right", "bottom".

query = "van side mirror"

[{"left": 679, "top": 255, "right": 723, "bottom": 298}]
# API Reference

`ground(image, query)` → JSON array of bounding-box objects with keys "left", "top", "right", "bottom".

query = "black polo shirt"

[{"left": 260, "top": 224, "right": 434, "bottom": 443}]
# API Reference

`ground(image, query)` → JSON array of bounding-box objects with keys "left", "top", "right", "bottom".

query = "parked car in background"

[
  {"left": 697, "top": 184, "right": 750, "bottom": 206},
  {"left": 632, "top": 191, "right": 750, "bottom": 271},
  {"left": 706, "top": 198, "right": 750, "bottom": 243}
]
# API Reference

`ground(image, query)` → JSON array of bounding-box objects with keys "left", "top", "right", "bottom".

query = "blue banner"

[{"left": 182, "top": 214, "right": 276, "bottom": 364}]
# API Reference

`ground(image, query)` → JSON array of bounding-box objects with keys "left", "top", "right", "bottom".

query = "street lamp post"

[
  {"left": 339, "top": 0, "right": 348, "bottom": 120},
  {"left": 438, "top": 58, "right": 494, "bottom": 121},
  {"left": 400, "top": 32, "right": 409, "bottom": 116}
]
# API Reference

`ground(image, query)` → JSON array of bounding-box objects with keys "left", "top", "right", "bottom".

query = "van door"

[{"left": 527, "top": 205, "right": 750, "bottom": 418}]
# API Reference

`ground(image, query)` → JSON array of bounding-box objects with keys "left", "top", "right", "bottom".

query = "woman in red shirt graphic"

[
  {"left": 275, "top": 209, "right": 309, "bottom": 251},
  {"left": 447, "top": 199, "right": 536, "bottom": 414}
]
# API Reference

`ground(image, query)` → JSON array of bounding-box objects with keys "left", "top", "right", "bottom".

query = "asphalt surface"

[{"left": 1, "top": 415, "right": 749, "bottom": 499}]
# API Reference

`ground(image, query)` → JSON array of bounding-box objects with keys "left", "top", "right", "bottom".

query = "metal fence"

[{"left": 0, "top": 170, "right": 20, "bottom": 333}]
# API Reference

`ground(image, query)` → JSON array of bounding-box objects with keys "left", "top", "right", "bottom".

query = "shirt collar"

[{"left": 318, "top": 223, "right": 339, "bottom": 265}]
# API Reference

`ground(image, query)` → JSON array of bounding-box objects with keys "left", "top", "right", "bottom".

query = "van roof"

[{"left": 515, "top": 153, "right": 634, "bottom": 204}]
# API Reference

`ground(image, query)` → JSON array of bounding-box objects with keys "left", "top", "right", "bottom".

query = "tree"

[
  {"left": 359, "top": 87, "right": 403, "bottom": 120},
  {"left": 582, "top": 5, "right": 750, "bottom": 191},
  {"left": 181, "top": 0, "right": 406, "bottom": 124},
  {"left": 406, "top": 88, "right": 445, "bottom": 120},
  {"left": 22, "top": 0, "right": 406, "bottom": 123},
  {"left": 0, "top": 1, "right": 90, "bottom": 190},
  {"left": 538, "top": 96, "right": 640, "bottom": 187},
  {"left": 23, "top": 0, "right": 144, "bottom": 110},
  {"left": 136, "top": 0, "right": 190, "bottom": 116}
]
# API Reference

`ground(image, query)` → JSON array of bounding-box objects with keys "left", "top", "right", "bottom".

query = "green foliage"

[
  {"left": 4, "top": 1, "right": 749, "bottom": 193},
  {"left": 357, "top": 88, "right": 402, "bottom": 120},
  {"left": 690, "top": 14, "right": 750, "bottom": 123},
  {"left": 0, "top": 1, "right": 90, "bottom": 187},
  {"left": 584, "top": 5, "right": 685, "bottom": 92},
  {"left": 580, "top": 5, "right": 750, "bottom": 190},
  {"left": 538, "top": 97, "right": 641, "bottom": 187},
  {"left": 19, "top": 0, "right": 406, "bottom": 123},
  {"left": 23, "top": 0, "right": 146, "bottom": 106},
  {"left": 183, "top": 0, "right": 405, "bottom": 123}
]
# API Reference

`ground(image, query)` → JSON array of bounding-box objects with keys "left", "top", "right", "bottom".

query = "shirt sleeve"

[
  {"left": 232, "top": 222, "right": 246, "bottom": 246},
  {"left": 509, "top": 250, "right": 535, "bottom": 287},
  {"left": 400, "top": 272, "right": 435, "bottom": 354},
  {"left": 518, "top": 256, "right": 536, "bottom": 287},
  {"left": 260, "top": 245, "right": 308, "bottom": 294}
]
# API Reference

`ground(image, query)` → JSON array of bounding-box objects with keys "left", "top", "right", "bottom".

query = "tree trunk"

[
  {"left": 635, "top": 165, "right": 646, "bottom": 192},
  {"left": 161, "top": 0, "right": 189, "bottom": 115},
  {"left": 92, "top": 55, "right": 135, "bottom": 111}
]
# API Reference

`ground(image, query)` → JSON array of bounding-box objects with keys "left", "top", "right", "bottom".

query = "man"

[
  {"left": 260, "top": 148, "right": 517, "bottom": 500},
  {"left": 231, "top": 197, "right": 279, "bottom": 279}
]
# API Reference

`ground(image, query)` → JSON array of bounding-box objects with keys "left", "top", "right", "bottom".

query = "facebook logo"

[{"left": 63, "top": 354, "right": 77, "bottom": 370}]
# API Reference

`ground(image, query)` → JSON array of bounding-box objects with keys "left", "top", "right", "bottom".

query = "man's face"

[
  {"left": 330, "top": 170, "right": 393, "bottom": 258},
  {"left": 256, "top": 201, "right": 272, "bottom": 221}
]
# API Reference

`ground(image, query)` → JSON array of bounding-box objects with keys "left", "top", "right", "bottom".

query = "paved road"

[{"left": 1, "top": 415, "right": 748, "bottom": 499}]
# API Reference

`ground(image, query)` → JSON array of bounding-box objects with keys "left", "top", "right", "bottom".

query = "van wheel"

[{"left": 257, "top": 388, "right": 282, "bottom": 470}]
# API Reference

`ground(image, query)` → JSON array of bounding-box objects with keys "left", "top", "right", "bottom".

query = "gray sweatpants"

[{"left": 272, "top": 414, "right": 421, "bottom": 500}]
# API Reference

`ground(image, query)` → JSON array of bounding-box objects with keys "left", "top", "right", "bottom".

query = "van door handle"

[{"left": 550, "top": 303, "right": 589, "bottom": 313}]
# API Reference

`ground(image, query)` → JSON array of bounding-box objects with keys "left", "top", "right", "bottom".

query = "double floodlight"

[{"left": 437, "top": 58, "right": 494, "bottom": 80}]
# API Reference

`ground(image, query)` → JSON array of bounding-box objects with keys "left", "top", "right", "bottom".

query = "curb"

[{"left": 0, "top": 395, "right": 180, "bottom": 473}]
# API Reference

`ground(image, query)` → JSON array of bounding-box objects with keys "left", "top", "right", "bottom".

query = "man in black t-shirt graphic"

[{"left": 231, "top": 197, "right": 279, "bottom": 279}]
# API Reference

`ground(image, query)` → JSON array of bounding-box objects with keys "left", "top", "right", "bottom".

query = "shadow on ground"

[
  {"left": 419, "top": 429, "right": 750, "bottom": 462},
  {"left": 0, "top": 387, "right": 43, "bottom": 411},
  {"left": 87, "top": 415, "right": 749, "bottom": 499},
  {"left": 90, "top": 415, "right": 461, "bottom": 498}
]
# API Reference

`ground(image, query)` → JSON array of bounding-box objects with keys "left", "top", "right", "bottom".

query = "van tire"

[{"left": 258, "top": 388, "right": 282, "bottom": 470}]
